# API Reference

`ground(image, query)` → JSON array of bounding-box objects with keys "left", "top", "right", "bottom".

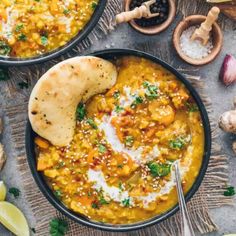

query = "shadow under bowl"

[
  {"left": 173, "top": 15, "right": 223, "bottom": 66},
  {"left": 25, "top": 48, "right": 211, "bottom": 232}
]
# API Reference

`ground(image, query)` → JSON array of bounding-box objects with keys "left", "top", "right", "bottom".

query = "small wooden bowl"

[
  {"left": 125, "top": 0, "right": 176, "bottom": 35},
  {"left": 173, "top": 15, "right": 223, "bottom": 66}
]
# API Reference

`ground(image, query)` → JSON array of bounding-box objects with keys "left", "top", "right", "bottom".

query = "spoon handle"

[{"left": 174, "top": 162, "right": 195, "bottom": 236}]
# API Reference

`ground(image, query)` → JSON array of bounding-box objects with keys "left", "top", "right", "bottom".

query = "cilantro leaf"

[
  {"left": 91, "top": 2, "right": 97, "bottom": 10},
  {"left": 169, "top": 137, "right": 186, "bottom": 150},
  {"left": 41, "top": 36, "right": 48, "bottom": 46},
  {"left": 87, "top": 118, "right": 97, "bottom": 129},
  {"left": 147, "top": 163, "right": 171, "bottom": 177},
  {"left": 49, "top": 218, "right": 68, "bottom": 236},
  {"left": 113, "top": 91, "right": 120, "bottom": 100},
  {"left": 76, "top": 103, "right": 86, "bottom": 121},
  {"left": 0, "top": 41, "right": 11, "bottom": 56},
  {"left": 98, "top": 144, "right": 106, "bottom": 153},
  {"left": 121, "top": 198, "right": 130, "bottom": 207},
  {"left": 9, "top": 187, "right": 21, "bottom": 198},
  {"left": 115, "top": 105, "right": 124, "bottom": 113},
  {"left": 124, "top": 135, "right": 134, "bottom": 147},
  {"left": 224, "top": 186, "right": 235, "bottom": 196},
  {"left": 143, "top": 81, "right": 158, "bottom": 100},
  {"left": 91, "top": 202, "right": 99, "bottom": 209},
  {"left": 131, "top": 96, "right": 143, "bottom": 108},
  {"left": 15, "top": 23, "right": 24, "bottom": 32},
  {"left": 54, "top": 190, "right": 62, "bottom": 200},
  {"left": 186, "top": 102, "right": 198, "bottom": 112},
  {"left": 18, "top": 33, "right": 27, "bottom": 41}
]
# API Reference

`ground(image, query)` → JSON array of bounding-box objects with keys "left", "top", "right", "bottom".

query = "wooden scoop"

[
  {"left": 191, "top": 7, "right": 220, "bottom": 45},
  {"left": 115, "top": 0, "right": 159, "bottom": 24}
]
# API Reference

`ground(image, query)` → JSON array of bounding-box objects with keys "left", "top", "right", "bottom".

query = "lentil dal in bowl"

[
  {"left": 26, "top": 49, "right": 211, "bottom": 231},
  {"left": 0, "top": 0, "right": 106, "bottom": 66}
]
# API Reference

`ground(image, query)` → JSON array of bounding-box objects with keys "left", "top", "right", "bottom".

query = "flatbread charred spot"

[{"left": 28, "top": 56, "right": 117, "bottom": 146}]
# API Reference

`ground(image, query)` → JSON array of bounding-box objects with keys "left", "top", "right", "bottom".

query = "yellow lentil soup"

[
  {"left": 36, "top": 56, "right": 204, "bottom": 224},
  {"left": 0, "top": 0, "right": 98, "bottom": 58}
]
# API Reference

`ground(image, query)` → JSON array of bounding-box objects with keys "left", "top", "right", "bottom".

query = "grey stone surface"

[{"left": 0, "top": 17, "right": 236, "bottom": 236}]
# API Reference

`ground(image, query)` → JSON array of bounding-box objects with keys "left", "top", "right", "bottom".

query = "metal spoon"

[{"left": 173, "top": 162, "right": 195, "bottom": 236}]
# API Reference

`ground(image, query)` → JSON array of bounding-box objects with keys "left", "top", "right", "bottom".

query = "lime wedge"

[
  {"left": 0, "top": 201, "right": 29, "bottom": 236},
  {"left": 0, "top": 181, "right": 7, "bottom": 201}
]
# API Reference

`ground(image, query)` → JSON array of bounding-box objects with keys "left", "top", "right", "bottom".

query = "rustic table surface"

[{"left": 0, "top": 14, "right": 236, "bottom": 236}]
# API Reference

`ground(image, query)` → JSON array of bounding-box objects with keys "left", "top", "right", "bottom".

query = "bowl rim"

[
  {"left": 25, "top": 48, "right": 211, "bottom": 232},
  {"left": 0, "top": 0, "right": 107, "bottom": 67}
]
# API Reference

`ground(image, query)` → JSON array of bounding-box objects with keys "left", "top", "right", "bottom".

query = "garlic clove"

[{"left": 219, "top": 54, "right": 236, "bottom": 86}]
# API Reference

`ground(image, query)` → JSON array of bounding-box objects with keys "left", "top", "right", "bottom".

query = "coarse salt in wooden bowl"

[
  {"left": 173, "top": 15, "right": 223, "bottom": 66},
  {"left": 125, "top": 0, "right": 176, "bottom": 35}
]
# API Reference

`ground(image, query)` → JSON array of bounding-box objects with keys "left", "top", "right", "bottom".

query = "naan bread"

[{"left": 28, "top": 56, "right": 117, "bottom": 146}]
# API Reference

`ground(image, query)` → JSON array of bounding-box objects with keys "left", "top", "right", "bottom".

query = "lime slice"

[
  {"left": 0, "top": 201, "right": 29, "bottom": 236},
  {"left": 224, "top": 235, "right": 236, "bottom": 236},
  {"left": 0, "top": 181, "right": 7, "bottom": 201}
]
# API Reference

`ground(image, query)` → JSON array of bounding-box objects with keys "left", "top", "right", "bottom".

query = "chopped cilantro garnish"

[
  {"left": 125, "top": 135, "right": 134, "bottom": 147},
  {"left": 118, "top": 182, "right": 123, "bottom": 191},
  {"left": 131, "top": 96, "right": 143, "bottom": 108},
  {"left": 87, "top": 118, "right": 97, "bottom": 129},
  {"left": 91, "top": 202, "right": 99, "bottom": 209},
  {"left": 87, "top": 191, "right": 92, "bottom": 197},
  {"left": 18, "top": 33, "right": 27, "bottom": 41},
  {"left": 34, "top": 0, "right": 40, "bottom": 2},
  {"left": 223, "top": 186, "right": 235, "bottom": 196},
  {"left": 113, "top": 91, "right": 120, "bottom": 100},
  {"left": 169, "top": 137, "right": 186, "bottom": 150},
  {"left": 15, "top": 23, "right": 24, "bottom": 32},
  {"left": 115, "top": 105, "right": 124, "bottom": 113},
  {"left": 9, "top": 187, "right": 21, "bottom": 198},
  {"left": 18, "top": 81, "right": 29, "bottom": 89},
  {"left": 98, "top": 144, "right": 106, "bottom": 153},
  {"left": 49, "top": 218, "right": 68, "bottom": 236},
  {"left": 99, "top": 197, "right": 109, "bottom": 205},
  {"left": 55, "top": 161, "right": 65, "bottom": 169},
  {"left": 122, "top": 198, "right": 130, "bottom": 207},
  {"left": 147, "top": 163, "right": 171, "bottom": 177},
  {"left": 117, "top": 164, "right": 124, "bottom": 168},
  {"left": 186, "top": 102, "right": 199, "bottom": 112},
  {"left": 0, "top": 41, "right": 11, "bottom": 56},
  {"left": 91, "top": 2, "right": 97, "bottom": 10},
  {"left": 143, "top": 81, "right": 158, "bottom": 100},
  {"left": 63, "top": 9, "right": 70, "bottom": 15},
  {"left": 76, "top": 103, "right": 86, "bottom": 121},
  {"left": 41, "top": 36, "right": 48, "bottom": 46},
  {"left": 54, "top": 190, "right": 62, "bottom": 200}
]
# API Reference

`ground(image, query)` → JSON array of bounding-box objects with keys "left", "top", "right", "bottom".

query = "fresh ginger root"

[{"left": 219, "top": 96, "right": 236, "bottom": 133}]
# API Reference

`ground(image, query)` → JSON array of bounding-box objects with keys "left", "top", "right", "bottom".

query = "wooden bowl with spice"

[
  {"left": 125, "top": 0, "right": 176, "bottom": 35},
  {"left": 173, "top": 15, "right": 223, "bottom": 66}
]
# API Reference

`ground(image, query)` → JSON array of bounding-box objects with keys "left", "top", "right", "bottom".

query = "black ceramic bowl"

[
  {"left": 0, "top": 0, "right": 106, "bottom": 67},
  {"left": 25, "top": 49, "right": 211, "bottom": 232}
]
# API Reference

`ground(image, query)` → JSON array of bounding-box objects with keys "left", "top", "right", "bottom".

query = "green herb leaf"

[
  {"left": 169, "top": 137, "right": 186, "bottom": 150},
  {"left": 41, "top": 36, "right": 48, "bottom": 46},
  {"left": 118, "top": 182, "right": 123, "bottom": 191},
  {"left": 131, "top": 96, "right": 143, "bottom": 108},
  {"left": 223, "top": 186, "right": 235, "bottom": 196},
  {"left": 143, "top": 81, "right": 158, "bottom": 100},
  {"left": 15, "top": 23, "right": 24, "bottom": 32},
  {"left": 63, "top": 9, "right": 70, "bottom": 15},
  {"left": 9, "top": 187, "right": 21, "bottom": 198},
  {"left": 0, "top": 68, "right": 9, "bottom": 81},
  {"left": 91, "top": 2, "right": 97, "bottom": 10},
  {"left": 49, "top": 218, "right": 68, "bottom": 236},
  {"left": 76, "top": 103, "right": 86, "bottom": 121},
  {"left": 121, "top": 198, "right": 130, "bottom": 207},
  {"left": 0, "top": 41, "right": 11, "bottom": 56},
  {"left": 55, "top": 161, "right": 65, "bottom": 169},
  {"left": 115, "top": 105, "right": 124, "bottom": 113},
  {"left": 99, "top": 197, "right": 109, "bottom": 205},
  {"left": 124, "top": 135, "right": 134, "bottom": 147},
  {"left": 87, "top": 118, "right": 98, "bottom": 129},
  {"left": 113, "top": 91, "right": 120, "bottom": 100},
  {"left": 98, "top": 144, "right": 107, "bottom": 153},
  {"left": 186, "top": 102, "right": 198, "bottom": 112},
  {"left": 147, "top": 163, "right": 171, "bottom": 177},
  {"left": 54, "top": 190, "right": 62, "bottom": 200},
  {"left": 91, "top": 202, "right": 99, "bottom": 209},
  {"left": 18, "top": 33, "right": 27, "bottom": 41},
  {"left": 117, "top": 164, "right": 124, "bottom": 168}
]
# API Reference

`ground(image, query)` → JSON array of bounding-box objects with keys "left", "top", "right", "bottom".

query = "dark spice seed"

[{"left": 130, "top": 0, "right": 169, "bottom": 27}]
